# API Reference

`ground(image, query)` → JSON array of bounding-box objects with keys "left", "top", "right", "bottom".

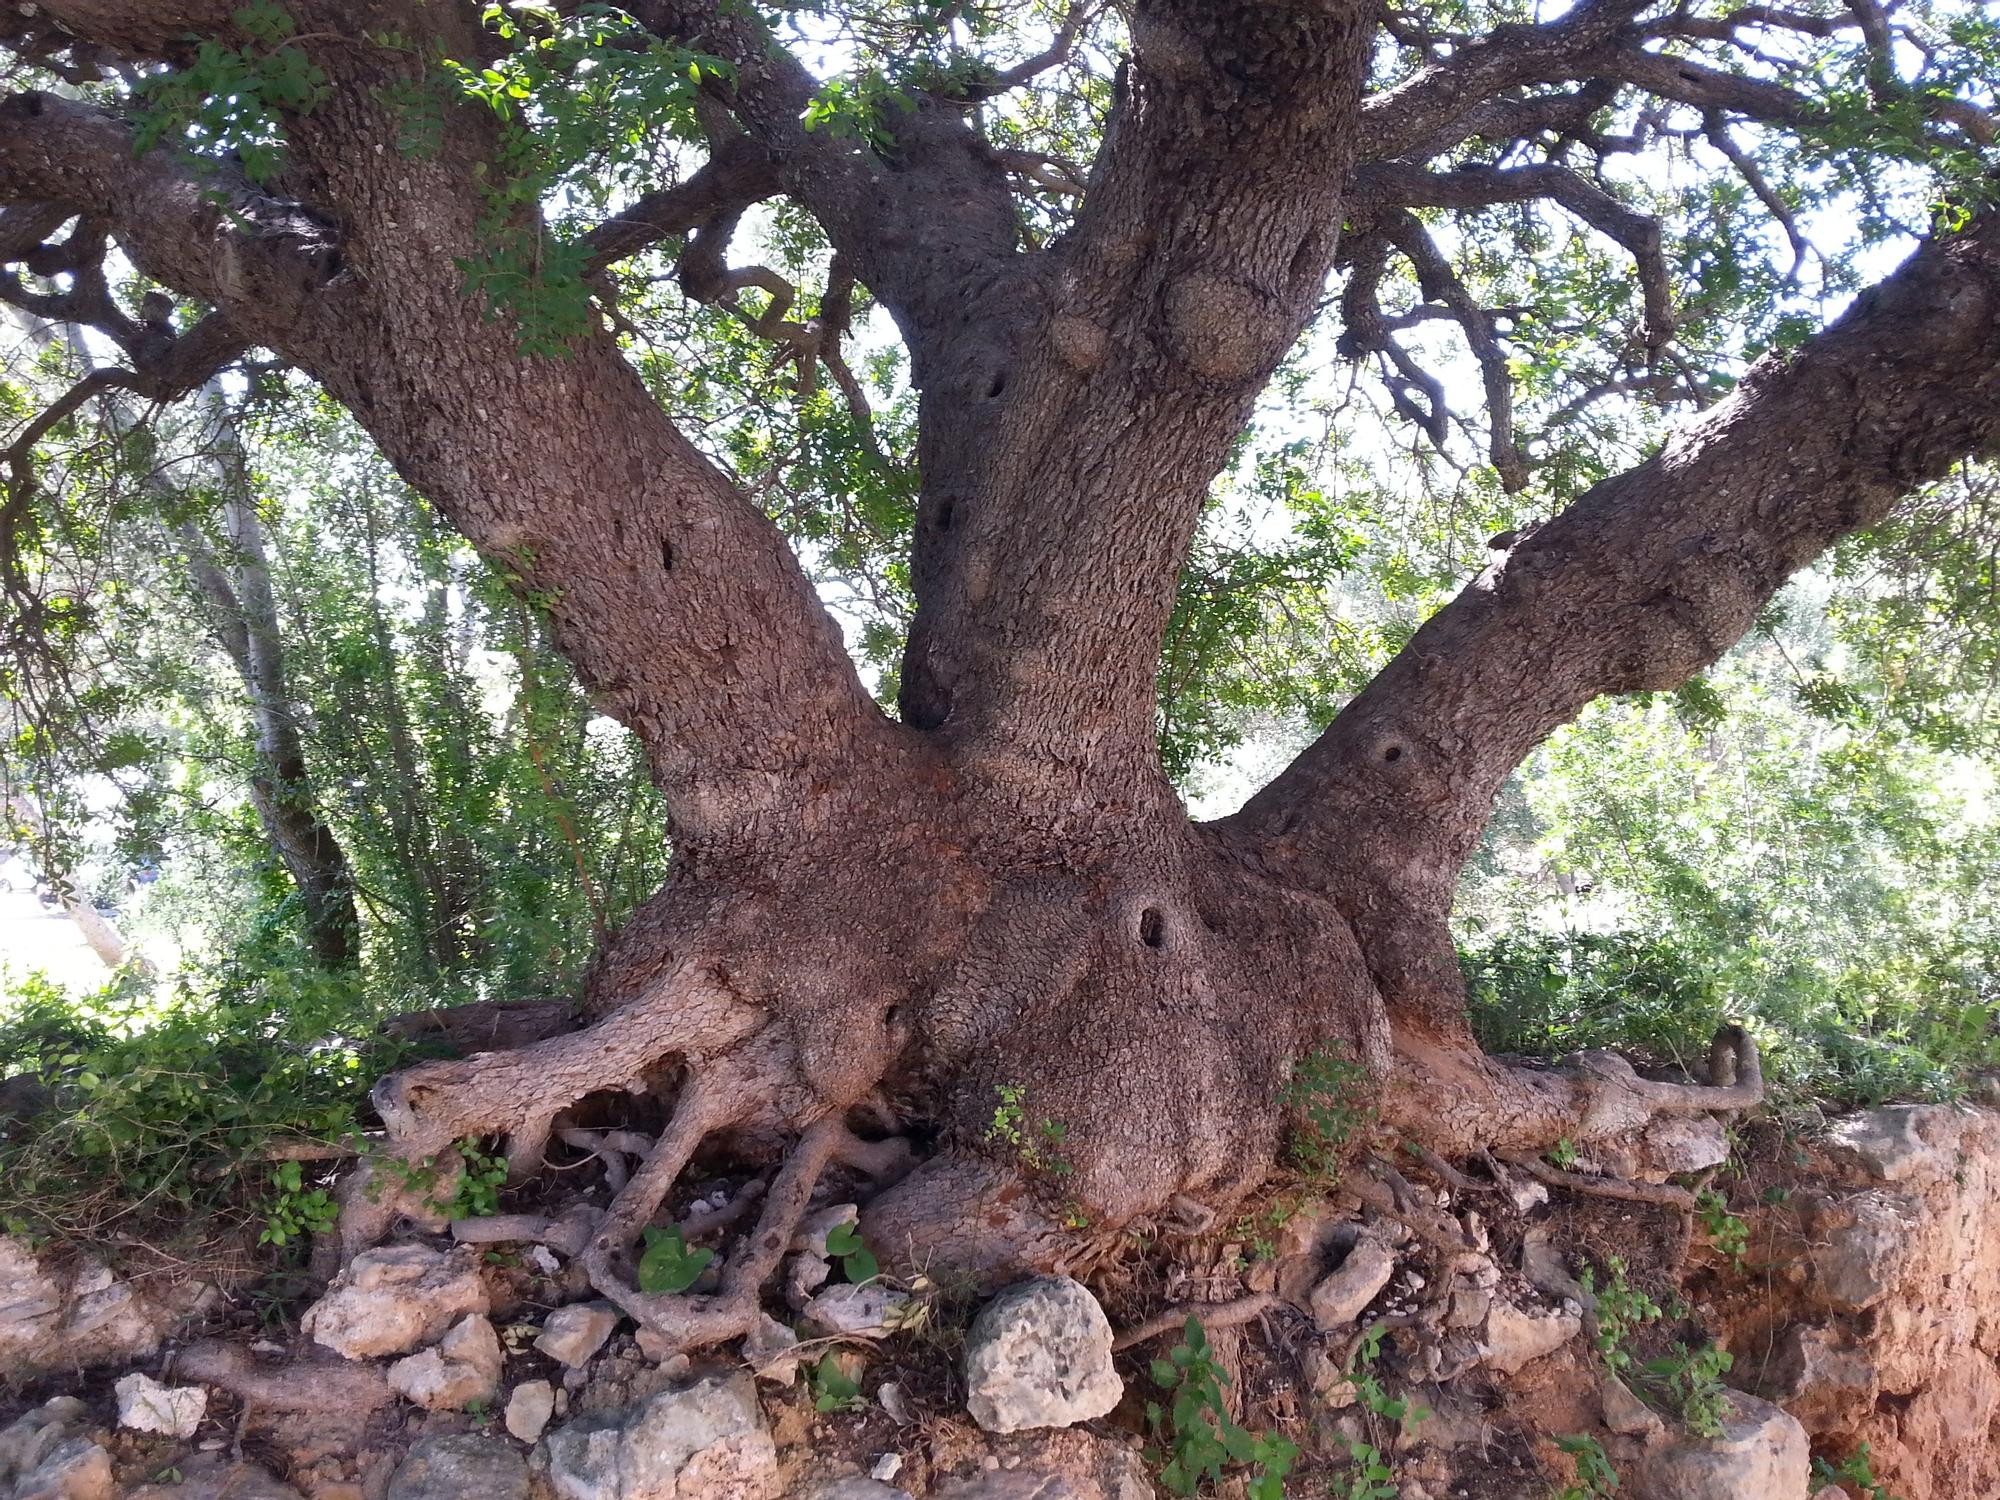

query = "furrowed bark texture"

[{"left": 4, "top": 0, "right": 2000, "bottom": 1333}]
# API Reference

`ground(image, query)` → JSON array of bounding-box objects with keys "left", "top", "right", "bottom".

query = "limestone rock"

[
  {"left": 802, "top": 1284, "right": 911, "bottom": 1339},
  {"left": 1309, "top": 1233, "right": 1397, "bottom": 1330},
  {"left": 785, "top": 1252, "right": 832, "bottom": 1312},
  {"left": 742, "top": 1312, "right": 805, "bottom": 1385},
  {"left": 1755, "top": 1325, "right": 1879, "bottom": 1433},
  {"left": 507, "top": 1380, "right": 557, "bottom": 1443},
  {"left": 790, "top": 1205, "right": 860, "bottom": 1257},
  {"left": 536, "top": 1301, "right": 621, "bottom": 1368},
  {"left": 1600, "top": 1373, "right": 1666, "bottom": 1441},
  {"left": 114, "top": 1371, "right": 207, "bottom": 1438},
  {"left": 1479, "top": 1298, "right": 1581, "bottom": 1375},
  {"left": 932, "top": 1431, "right": 1153, "bottom": 1500},
  {"left": 12, "top": 1437, "right": 115, "bottom": 1500},
  {"left": 0, "top": 1237, "right": 206, "bottom": 1379},
  {"left": 389, "top": 1312, "right": 504, "bottom": 1411},
  {"left": 1824, "top": 1106, "right": 1954, "bottom": 1183},
  {"left": 963, "top": 1278, "right": 1122, "bottom": 1434},
  {"left": 541, "top": 1371, "right": 778, "bottom": 1500},
  {"left": 0, "top": 1398, "right": 87, "bottom": 1488},
  {"left": 386, "top": 1434, "right": 531, "bottom": 1500},
  {"left": 302, "top": 1245, "right": 489, "bottom": 1360},
  {"left": 1808, "top": 1192, "right": 1911, "bottom": 1312},
  {"left": 1636, "top": 1392, "right": 1809, "bottom": 1500}
]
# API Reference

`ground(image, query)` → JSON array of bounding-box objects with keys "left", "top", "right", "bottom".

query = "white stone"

[
  {"left": 536, "top": 1301, "right": 621, "bottom": 1368},
  {"left": 803, "top": 1283, "right": 911, "bottom": 1339},
  {"left": 1309, "top": 1233, "right": 1397, "bottom": 1330},
  {"left": 1637, "top": 1391, "right": 1810, "bottom": 1500},
  {"left": 302, "top": 1245, "right": 489, "bottom": 1360},
  {"left": 741, "top": 1311, "right": 804, "bottom": 1385},
  {"left": 115, "top": 1372, "right": 207, "bottom": 1438},
  {"left": 506, "top": 1380, "right": 556, "bottom": 1443},
  {"left": 963, "top": 1277, "right": 1123, "bottom": 1434},
  {"left": 791, "top": 1204, "right": 860, "bottom": 1256},
  {"left": 1479, "top": 1298, "right": 1581, "bottom": 1375},
  {"left": 543, "top": 1372, "right": 778, "bottom": 1500}
]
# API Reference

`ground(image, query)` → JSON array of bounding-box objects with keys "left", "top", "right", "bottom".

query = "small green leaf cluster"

[
  {"left": 1694, "top": 1188, "right": 1751, "bottom": 1267},
  {"left": 1642, "top": 1343, "right": 1734, "bottom": 1440},
  {"left": 984, "top": 1083, "right": 1073, "bottom": 1177},
  {"left": 133, "top": 2, "right": 330, "bottom": 185},
  {"left": 1812, "top": 1441, "right": 1902, "bottom": 1500},
  {"left": 809, "top": 1352, "right": 867, "bottom": 1413},
  {"left": 1553, "top": 1433, "right": 1621, "bottom": 1499},
  {"left": 1580, "top": 1257, "right": 1665, "bottom": 1377},
  {"left": 1333, "top": 1322, "right": 1429, "bottom": 1499},
  {"left": 636, "top": 1225, "right": 713, "bottom": 1294},
  {"left": 824, "top": 1220, "right": 879, "bottom": 1284},
  {"left": 445, "top": 1139, "right": 509, "bottom": 1219},
  {"left": 258, "top": 1157, "right": 336, "bottom": 1247},
  {"left": 1280, "top": 1046, "right": 1372, "bottom": 1183},
  {"left": 1143, "top": 1318, "right": 1298, "bottom": 1500}
]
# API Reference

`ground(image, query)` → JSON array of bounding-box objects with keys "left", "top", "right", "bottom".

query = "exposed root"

[
  {"left": 1350, "top": 1169, "right": 1474, "bottom": 1261},
  {"left": 173, "top": 1341, "right": 393, "bottom": 1412},
  {"left": 1402, "top": 1140, "right": 1492, "bottom": 1196},
  {"left": 1498, "top": 1151, "right": 1698, "bottom": 1209},
  {"left": 1114, "top": 1291, "right": 1282, "bottom": 1351},
  {"left": 830, "top": 1124, "right": 916, "bottom": 1186},
  {"left": 1384, "top": 1023, "right": 1765, "bottom": 1171},
  {"left": 367, "top": 972, "right": 756, "bottom": 1168},
  {"left": 590, "top": 1117, "right": 845, "bottom": 1358},
  {"left": 586, "top": 1071, "right": 738, "bottom": 1260}
]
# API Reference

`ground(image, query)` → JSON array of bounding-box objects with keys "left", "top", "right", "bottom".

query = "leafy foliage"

[{"left": 1144, "top": 1317, "right": 1299, "bottom": 1500}]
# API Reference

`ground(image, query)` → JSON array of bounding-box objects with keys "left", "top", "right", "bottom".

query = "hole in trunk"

[
  {"left": 1138, "top": 908, "right": 1165, "bottom": 949},
  {"left": 1381, "top": 744, "right": 1404, "bottom": 764},
  {"left": 935, "top": 500, "right": 956, "bottom": 533},
  {"left": 660, "top": 536, "right": 675, "bottom": 572},
  {"left": 985, "top": 369, "right": 1008, "bottom": 400}
]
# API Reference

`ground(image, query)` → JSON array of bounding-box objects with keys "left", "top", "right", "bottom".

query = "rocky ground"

[{"left": 0, "top": 1103, "right": 1994, "bottom": 1500}]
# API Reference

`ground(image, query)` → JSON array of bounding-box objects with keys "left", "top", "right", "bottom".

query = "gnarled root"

[
  {"left": 587, "top": 1116, "right": 846, "bottom": 1357},
  {"left": 1384, "top": 1022, "right": 1763, "bottom": 1178}
]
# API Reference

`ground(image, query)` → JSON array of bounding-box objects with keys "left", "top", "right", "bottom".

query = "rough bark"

[{"left": 1, "top": 0, "right": 1998, "bottom": 1358}]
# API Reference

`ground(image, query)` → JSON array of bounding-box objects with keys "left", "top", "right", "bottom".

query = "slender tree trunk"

[{"left": 188, "top": 386, "right": 362, "bottom": 968}]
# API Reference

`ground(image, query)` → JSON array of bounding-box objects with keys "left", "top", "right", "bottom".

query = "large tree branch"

[
  {"left": 893, "top": 0, "right": 1379, "bottom": 790},
  {"left": 1226, "top": 209, "right": 2000, "bottom": 1029},
  {"left": 0, "top": 22, "right": 897, "bottom": 842}
]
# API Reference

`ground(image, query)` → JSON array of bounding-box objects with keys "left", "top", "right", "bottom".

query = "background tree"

[{"left": 0, "top": 0, "right": 1994, "bottom": 1357}]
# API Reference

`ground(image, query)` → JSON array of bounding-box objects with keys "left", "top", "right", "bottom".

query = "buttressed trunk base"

[{"left": 359, "top": 755, "right": 1760, "bottom": 1355}]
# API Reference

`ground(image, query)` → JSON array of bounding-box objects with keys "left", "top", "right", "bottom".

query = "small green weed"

[
  {"left": 1812, "top": 1442, "right": 1901, "bottom": 1500},
  {"left": 824, "top": 1220, "right": 880, "bottom": 1284},
  {"left": 1694, "top": 1188, "right": 1751, "bottom": 1266},
  {"left": 444, "top": 1139, "right": 509, "bottom": 1218},
  {"left": 1581, "top": 1257, "right": 1665, "bottom": 1376},
  {"left": 1281, "top": 1047, "right": 1371, "bottom": 1182},
  {"left": 636, "top": 1225, "right": 713, "bottom": 1294},
  {"left": 1550, "top": 1137, "right": 1581, "bottom": 1169},
  {"left": 259, "top": 1158, "right": 337, "bottom": 1247},
  {"left": 1553, "top": 1433, "right": 1620, "bottom": 1498},
  {"left": 985, "top": 1084, "right": 1073, "bottom": 1176},
  {"left": 1333, "top": 1322, "right": 1429, "bottom": 1499},
  {"left": 809, "top": 1351, "right": 867, "bottom": 1413},
  {"left": 1643, "top": 1343, "right": 1734, "bottom": 1438},
  {"left": 1144, "top": 1317, "right": 1298, "bottom": 1500}
]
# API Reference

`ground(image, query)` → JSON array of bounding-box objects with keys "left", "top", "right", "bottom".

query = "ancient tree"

[{"left": 0, "top": 0, "right": 1996, "bottom": 1352}]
